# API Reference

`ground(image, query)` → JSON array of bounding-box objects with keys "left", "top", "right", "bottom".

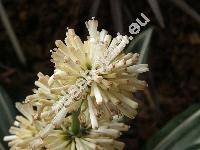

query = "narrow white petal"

[
  {"left": 87, "top": 96, "right": 98, "bottom": 129},
  {"left": 3, "top": 135, "right": 17, "bottom": 141},
  {"left": 92, "top": 83, "right": 103, "bottom": 104}
]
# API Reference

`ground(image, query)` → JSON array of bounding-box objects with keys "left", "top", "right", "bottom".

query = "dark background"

[{"left": 0, "top": 0, "right": 199, "bottom": 149}]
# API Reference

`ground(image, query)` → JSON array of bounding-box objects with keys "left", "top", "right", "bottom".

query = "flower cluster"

[
  {"left": 4, "top": 19, "right": 148, "bottom": 150},
  {"left": 3, "top": 103, "right": 45, "bottom": 149},
  {"left": 44, "top": 121, "right": 129, "bottom": 150}
]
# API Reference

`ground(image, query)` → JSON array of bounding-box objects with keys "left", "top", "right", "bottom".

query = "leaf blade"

[
  {"left": 146, "top": 104, "right": 200, "bottom": 150},
  {"left": 126, "top": 27, "right": 154, "bottom": 64}
]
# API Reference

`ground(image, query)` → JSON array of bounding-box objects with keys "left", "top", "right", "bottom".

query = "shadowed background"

[{"left": 0, "top": 0, "right": 199, "bottom": 149}]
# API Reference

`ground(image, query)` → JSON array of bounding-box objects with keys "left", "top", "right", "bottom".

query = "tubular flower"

[
  {"left": 3, "top": 103, "right": 45, "bottom": 150},
  {"left": 4, "top": 19, "right": 149, "bottom": 150},
  {"left": 35, "top": 19, "right": 149, "bottom": 129},
  {"left": 44, "top": 121, "right": 129, "bottom": 150}
]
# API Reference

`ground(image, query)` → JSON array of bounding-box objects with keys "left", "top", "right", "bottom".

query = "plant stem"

[{"left": 71, "top": 111, "right": 80, "bottom": 136}]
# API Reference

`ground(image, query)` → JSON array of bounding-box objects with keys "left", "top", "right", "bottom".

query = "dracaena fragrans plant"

[{"left": 4, "top": 19, "right": 149, "bottom": 150}]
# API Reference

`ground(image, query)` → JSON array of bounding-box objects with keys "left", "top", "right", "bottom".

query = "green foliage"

[
  {"left": 146, "top": 104, "right": 200, "bottom": 150},
  {"left": 147, "top": 0, "right": 164, "bottom": 28},
  {"left": 0, "top": 86, "right": 16, "bottom": 149},
  {"left": 147, "top": 0, "right": 200, "bottom": 27},
  {"left": 70, "top": 111, "right": 81, "bottom": 136},
  {"left": 126, "top": 27, "right": 154, "bottom": 64}
]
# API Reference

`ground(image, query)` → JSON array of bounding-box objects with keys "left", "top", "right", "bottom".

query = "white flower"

[
  {"left": 44, "top": 121, "right": 129, "bottom": 150},
  {"left": 3, "top": 103, "right": 45, "bottom": 150},
  {"left": 42, "top": 19, "right": 149, "bottom": 128},
  {"left": 4, "top": 19, "right": 149, "bottom": 149}
]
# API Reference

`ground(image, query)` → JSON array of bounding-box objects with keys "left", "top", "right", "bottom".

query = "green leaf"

[
  {"left": 70, "top": 111, "right": 80, "bottom": 136},
  {"left": 0, "top": 142, "right": 6, "bottom": 150},
  {"left": 170, "top": 0, "right": 200, "bottom": 24},
  {"left": 0, "top": 86, "right": 15, "bottom": 148},
  {"left": 147, "top": 0, "right": 165, "bottom": 28},
  {"left": 185, "top": 144, "right": 200, "bottom": 150},
  {"left": 146, "top": 104, "right": 200, "bottom": 150},
  {"left": 126, "top": 27, "right": 154, "bottom": 64}
]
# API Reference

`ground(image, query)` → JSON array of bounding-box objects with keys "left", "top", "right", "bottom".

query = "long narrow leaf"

[
  {"left": 185, "top": 144, "right": 200, "bottom": 150},
  {"left": 0, "top": 87, "right": 15, "bottom": 126},
  {"left": 146, "top": 104, "right": 200, "bottom": 150},
  {"left": 126, "top": 27, "right": 154, "bottom": 64},
  {"left": 0, "top": 86, "right": 15, "bottom": 148},
  {"left": 147, "top": 0, "right": 165, "bottom": 28},
  {"left": 0, "top": 1, "right": 26, "bottom": 65},
  {"left": 170, "top": 0, "right": 200, "bottom": 24},
  {"left": 0, "top": 142, "right": 6, "bottom": 150}
]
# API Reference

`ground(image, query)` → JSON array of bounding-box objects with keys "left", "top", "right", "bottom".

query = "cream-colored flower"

[
  {"left": 44, "top": 121, "right": 129, "bottom": 150},
  {"left": 40, "top": 19, "right": 149, "bottom": 128},
  {"left": 5, "top": 19, "right": 149, "bottom": 149},
  {"left": 3, "top": 103, "right": 45, "bottom": 150}
]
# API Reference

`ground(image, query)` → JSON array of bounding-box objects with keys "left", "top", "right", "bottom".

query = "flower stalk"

[{"left": 70, "top": 111, "right": 80, "bottom": 136}]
